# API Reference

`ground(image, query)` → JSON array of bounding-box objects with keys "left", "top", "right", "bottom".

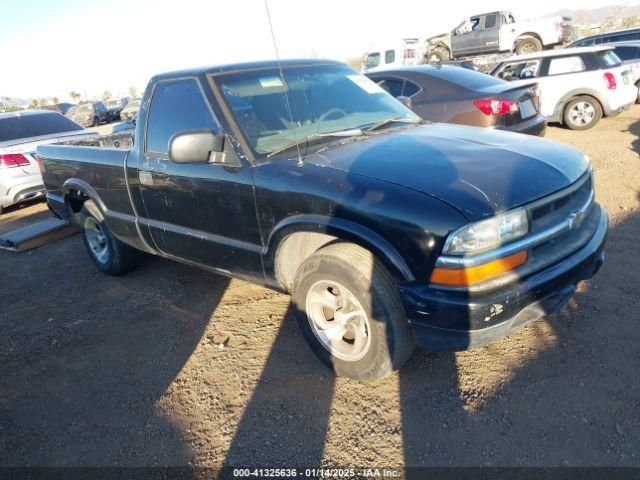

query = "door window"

[
  {"left": 385, "top": 50, "right": 396, "bottom": 64},
  {"left": 495, "top": 60, "right": 541, "bottom": 81},
  {"left": 403, "top": 80, "right": 421, "bottom": 97},
  {"left": 365, "top": 53, "right": 381, "bottom": 68},
  {"left": 377, "top": 78, "right": 404, "bottom": 97},
  {"left": 484, "top": 14, "right": 497, "bottom": 29},
  {"left": 145, "top": 78, "right": 218, "bottom": 156},
  {"left": 614, "top": 46, "right": 640, "bottom": 61},
  {"left": 547, "top": 56, "right": 586, "bottom": 75}
]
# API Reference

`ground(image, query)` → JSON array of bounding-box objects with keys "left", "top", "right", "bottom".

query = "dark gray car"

[
  {"left": 66, "top": 102, "right": 109, "bottom": 127},
  {"left": 367, "top": 65, "right": 546, "bottom": 135}
]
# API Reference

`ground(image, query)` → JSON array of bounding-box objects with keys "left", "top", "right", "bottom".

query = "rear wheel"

[
  {"left": 80, "top": 202, "right": 140, "bottom": 276},
  {"left": 515, "top": 37, "right": 542, "bottom": 55},
  {"left": 563, "top": 96, "right": 602, "bottom": 130},
  {"left": 92, "top": 116, "right": 99, "bottom": 127},
  {"left": 292, "top": 243, "right": 415, "bottom": 382}
]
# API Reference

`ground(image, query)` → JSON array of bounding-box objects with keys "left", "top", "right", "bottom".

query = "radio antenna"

[{"left": 264, "top": 0, "right": 304, "bottom": 166}]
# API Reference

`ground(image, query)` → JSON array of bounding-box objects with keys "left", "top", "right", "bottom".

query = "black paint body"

[{"left": 37, "top": 60, "right": 606, "bottom": 351}]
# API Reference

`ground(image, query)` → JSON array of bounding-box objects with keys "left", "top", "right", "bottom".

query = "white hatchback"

[{"left": 491, "top": 46, "right": 637, "bottom": 130}]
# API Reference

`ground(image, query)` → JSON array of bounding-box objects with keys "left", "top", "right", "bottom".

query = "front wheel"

[
  {"left": 292, "top": 243, "right": 415, "bottom": 382},
  {"left": 80, "top": 202, "right": 140, "bottom": 276},
  {"left": 563, "top": 96, "right": 602, "bottom": 130}
]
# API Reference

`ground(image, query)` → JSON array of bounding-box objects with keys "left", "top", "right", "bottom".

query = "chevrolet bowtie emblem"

[{"left": 568, "top": 209, "right": 586, "bottom": 229}]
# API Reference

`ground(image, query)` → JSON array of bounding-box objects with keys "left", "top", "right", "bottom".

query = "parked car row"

[
  {"left": 0, "top": 110, "right": 97, "bottom": 214},
  {"left": 368, "top": 44, "right": 637, "bottom": 131}
]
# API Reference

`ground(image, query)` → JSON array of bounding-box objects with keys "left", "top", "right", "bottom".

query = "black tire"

[
  {"left": 292, "top": 243, "right": 415, "bottom": 382},
  {"left": 636, "top": 82, "right": 640, "bottom": 103},
  {"left": 93, "top": 116, "right": 100, "bottom": 127},
  {"left": 80, "top": 201, "right": 140, "bottom": 276},
  {"left": 428, "top": 46, "right": 450, "bottom": 63},
  {"left": 515, "top": 36, "right": 543, "bottom": 55},
  {"left": 563, "top": 96, "right": 602, "bottom": 130}
]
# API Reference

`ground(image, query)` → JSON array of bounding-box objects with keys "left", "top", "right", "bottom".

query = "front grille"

[
  {"left": 526, "top": 171, "right": 597, "bottom": 266},
  {"left": 529, "top": 172, "right": 593, "bottom": 234}
]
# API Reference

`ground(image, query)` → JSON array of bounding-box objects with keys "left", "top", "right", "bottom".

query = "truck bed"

[{"left": 37, "top": 132, "right": 137, "bottom": 237}]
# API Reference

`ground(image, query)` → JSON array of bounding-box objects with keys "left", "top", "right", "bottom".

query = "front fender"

[{"left": 265, "top": 214, "right": 416, "bottom": 282}]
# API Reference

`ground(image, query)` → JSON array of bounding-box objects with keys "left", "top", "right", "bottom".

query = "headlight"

[{"left": 444, "top": 208, "right": 529, "bottom": 255}]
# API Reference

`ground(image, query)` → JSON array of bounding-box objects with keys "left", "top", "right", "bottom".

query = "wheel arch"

[
  {"left": 266, "top": 215, "right": 415, "bottom": 292},
  {"left": 61, "top": 178, "right": 107, "bottom": 223},
  {"left": 514, "top": 32, "right": 543, "bottom": 49},
  {"left": 553, "top": 90, "right": 606, "bottom": 124}
]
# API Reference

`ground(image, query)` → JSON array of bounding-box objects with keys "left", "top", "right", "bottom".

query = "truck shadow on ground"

[
  {"left": 220, "top": 206, "right": 639, "bottom": 470},
  {"left": 0, "top": 251, "right": 230, "bottom": 467}
]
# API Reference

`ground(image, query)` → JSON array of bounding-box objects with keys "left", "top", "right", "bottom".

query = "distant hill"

[{"left": 546, "top": 4, "right": 640, "bottom": 25}]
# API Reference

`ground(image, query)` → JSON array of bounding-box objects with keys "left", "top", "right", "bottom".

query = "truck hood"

[{"left": 306, "top": 123, "right": 589, "bottom": 221}]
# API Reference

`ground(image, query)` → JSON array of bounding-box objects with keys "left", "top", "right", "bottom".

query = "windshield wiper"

[
  {"left": 365, "top": 116, "right": 421, "bottom": 133},
  {"left": 267, "top": 128, "right": 364, "bottom": 157}
]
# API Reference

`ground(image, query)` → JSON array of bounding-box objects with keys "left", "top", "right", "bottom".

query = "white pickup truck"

[{"left": 425, "top": 11, "right": 573, "bottom": 62}]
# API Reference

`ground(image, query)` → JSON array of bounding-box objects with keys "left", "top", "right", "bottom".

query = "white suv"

[{"left": 491, "top": 46, "right": 637, "bottom": 130}]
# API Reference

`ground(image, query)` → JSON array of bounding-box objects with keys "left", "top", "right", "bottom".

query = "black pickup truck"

[{"left": 38, "top": 59, "right": 607, "bottom": 381}]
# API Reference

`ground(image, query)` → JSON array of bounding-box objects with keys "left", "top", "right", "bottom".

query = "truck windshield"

[
  {"left": 216, "top": 63, "right": 418, "bottom": 157},
  {"left": 0, "top": 112, "right": 84, "bottom": 143}
]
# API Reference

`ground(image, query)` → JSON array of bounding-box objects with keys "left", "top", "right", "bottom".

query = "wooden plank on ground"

[{"left": 0, "top": 219, "right": 78, "bottom": 252}]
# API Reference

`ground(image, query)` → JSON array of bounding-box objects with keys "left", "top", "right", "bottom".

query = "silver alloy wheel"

[
  {"left": 84, "top": 217, "right": 109, "bottom": 264},
  {"left": 569, "top": 101, "right": 596, "bottom": 126},
  {"left": 305, "top": 280, "right": 372, "bottom": 362}
]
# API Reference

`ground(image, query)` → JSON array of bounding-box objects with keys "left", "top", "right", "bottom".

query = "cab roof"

[{"left": 151, "top": 59, "right": 345, "bottom": 83}]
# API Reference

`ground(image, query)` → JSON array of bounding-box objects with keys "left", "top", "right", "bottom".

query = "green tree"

[
  {"left": 102, "top": 90, "right": 112, "bottom": 103},
  {"left": 128, "top": 86, "right": 139, "bottom": 99},
  {"left": 69, "top": 91, "right": 81, "bottom": 103},
  {"left": 52, "top": 96, "right": 59, "bottom": 104}
]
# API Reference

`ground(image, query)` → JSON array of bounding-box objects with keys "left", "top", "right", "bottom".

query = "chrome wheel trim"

[
  {"left": 305, "top": 280, "right": 372, "bottom": 362},
  {"left": 84, "top": 217, "right": 109, "bottom": 264},
  {"left": 569, "top": 101, "right": 595, "bottom": 126}
]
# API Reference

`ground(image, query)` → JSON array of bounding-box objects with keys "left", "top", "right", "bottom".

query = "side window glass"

[
  {"left": 145, "top": 78, "right": 218, "bottom": 156},
  {"left": 377, "top": 78, "right": 404, "bottom": 97},
  {"left": 496, "top": 60, "right": 540, "bottom": 81},
  {"left": 484, "top": 14, "right": 497, "bottom": 29},
  {"left": 365, "top": 53, "right": 381, "bottom": 69},
  {"left": 403, "top": 80, "right": 420, "bottom": 97},
  {"left": 548, "top": 56, "right": 586, "bottom": 75},
  {"left": 385, "top": 50, "right": 396, "bottom": 64}
]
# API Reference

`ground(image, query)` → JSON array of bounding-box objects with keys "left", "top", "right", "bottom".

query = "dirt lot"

[{"left": 1, "top": 108, "right": 639, "bottom": 469}]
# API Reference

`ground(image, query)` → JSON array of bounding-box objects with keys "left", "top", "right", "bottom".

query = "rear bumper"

[
  {"left": 0, "top": 174, "right": 45, "bottom": 208},
  {"left": 398, "top": 205, "right": 608, "bottom": 351},
  {"left": 497, "top": 115, "right": 547, "bottom": 136},
  {"left": 603, "top": 98, "right": 635, "bottom": 117}
]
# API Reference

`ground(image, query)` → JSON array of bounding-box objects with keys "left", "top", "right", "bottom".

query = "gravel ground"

[{"left": 0, "top": 107, "right": 639, "bottom": 469}]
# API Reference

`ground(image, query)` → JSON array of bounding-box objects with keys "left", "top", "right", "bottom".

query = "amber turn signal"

[{"left": 430, "top": 250, "right": 527, "bottom": 286}]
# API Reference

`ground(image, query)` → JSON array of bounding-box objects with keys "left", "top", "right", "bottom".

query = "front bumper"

[{"left": 398, "top": 205, "right": 608, "bottom": 351}]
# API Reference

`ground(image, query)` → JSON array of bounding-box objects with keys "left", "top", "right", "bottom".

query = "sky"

[{"left": 0, "top": 0, "right": 636, "bottom": 100}]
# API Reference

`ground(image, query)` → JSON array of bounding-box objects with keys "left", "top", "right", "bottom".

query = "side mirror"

[
  {"left": 397, "top": 96, "right": 413, "bottom": 110},
  {"left": 169, "top": 130, "right": 225, "bottom": 164}
]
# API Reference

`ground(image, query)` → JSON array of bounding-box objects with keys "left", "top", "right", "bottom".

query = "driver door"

[{"left": 135, "top": 77, "right": 263, "bottom": 277}]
